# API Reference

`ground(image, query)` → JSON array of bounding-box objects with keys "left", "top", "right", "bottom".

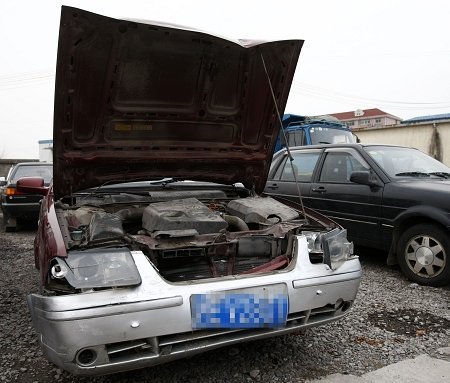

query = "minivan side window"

[{"left": 275, "top": 152, "right": 321, "bottom": 182}]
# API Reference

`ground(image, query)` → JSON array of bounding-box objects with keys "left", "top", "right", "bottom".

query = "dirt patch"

[{"left": 368, "top": 308, "right": 450, "bottom": 337}]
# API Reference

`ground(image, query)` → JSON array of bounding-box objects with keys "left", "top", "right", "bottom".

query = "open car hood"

[{"left": 53, "top": 7, "right": 303, "bottom": 199}]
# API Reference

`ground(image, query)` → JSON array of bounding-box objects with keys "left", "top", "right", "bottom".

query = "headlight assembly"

[
  {"left": 301, "top": 231, "right": 323, "bottom": 254},
  {"left": 301, "top": 229, "right": 354, "bottom": 270},
  {"left": 52, "top": 248, "right": 141, "bottom": 289},
  {"left": 321, "top": 228, "right": 354, "bottom": 270}
]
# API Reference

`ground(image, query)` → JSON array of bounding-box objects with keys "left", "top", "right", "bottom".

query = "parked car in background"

[
  {"left": 19, "top": 7, "right": 362, "bottom": 376},
  {"left": 265, "top": 143, "right": 450, "bottom": 286},
  {"left": 1, "top": 162, "right": 53, "bottom": 231},
  {"left": 0, "top": 176, "right": 6, "bottom": 194}
]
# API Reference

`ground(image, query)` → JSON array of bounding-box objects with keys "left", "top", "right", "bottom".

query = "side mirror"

[
  {"left": 350, "top": 170, "right": 381, "bottom": 187},
  {"left": 16, "top": 177, "right": 49, "bottom": 196}
]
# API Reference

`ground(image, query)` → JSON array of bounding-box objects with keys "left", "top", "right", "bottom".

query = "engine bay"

[{"left": 54, "top": 191, "right": 327, "bottom": 283}]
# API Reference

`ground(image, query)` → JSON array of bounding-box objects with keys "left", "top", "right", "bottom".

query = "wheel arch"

[{"left": 387, "top": 206, "right": 450, "bottom": 265}]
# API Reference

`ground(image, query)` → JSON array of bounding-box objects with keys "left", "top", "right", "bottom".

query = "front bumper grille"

[{"left": 76, "top": 302, "right": 351, "bottom": 371}]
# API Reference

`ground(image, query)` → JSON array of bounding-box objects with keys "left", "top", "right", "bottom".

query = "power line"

[
  {"left": 307, "top": 50, "right": 450, "bottom": 61},
  {"left": 290, "top": 81, "right": 450, "bottom": 111},
  {"left": 0, "top": 70, "right": 55, "bottom": 91},
  {"left": 0, "top": 70, "right": 54, "bottom": 80}
]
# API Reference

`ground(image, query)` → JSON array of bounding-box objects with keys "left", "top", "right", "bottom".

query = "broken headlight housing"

[
  {"left": 301, "top": 229, "right": 353, "bottom": 270},
  {"left": 51, "top": 248, "right": 141, "bottom": 289}
]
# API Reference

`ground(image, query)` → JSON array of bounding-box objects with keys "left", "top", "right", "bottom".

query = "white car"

[{"left": 24, "top": 6, "right": 362, "bottom": 375}]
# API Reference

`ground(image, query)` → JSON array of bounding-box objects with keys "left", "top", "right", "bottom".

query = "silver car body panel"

[{"left": 28, "top": 236, "right": 361, "bottom": 375}]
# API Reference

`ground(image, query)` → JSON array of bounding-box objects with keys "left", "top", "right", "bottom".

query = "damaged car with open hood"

[{"left": 20, "top": 7, "right": 362, "bottom": 375}]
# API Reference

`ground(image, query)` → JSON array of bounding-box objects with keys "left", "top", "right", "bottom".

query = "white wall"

[
  {"left": 355, "top": 121, "right": 450, "bottom": 166},
  {"left": 38, "top": 141, "right": 53, "bottom": 163}
]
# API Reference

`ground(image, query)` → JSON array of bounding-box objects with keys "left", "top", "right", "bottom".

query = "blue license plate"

[{"left": 191, "top": 285, "right": 288, "bottom": 329}]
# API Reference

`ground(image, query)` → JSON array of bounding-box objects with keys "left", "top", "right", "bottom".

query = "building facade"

[
  {"left": 38, "top": 139, "right": 53, "bottom": 163},
  {"left": 329, "top": 108, "right": 402, "bottom": 130}
]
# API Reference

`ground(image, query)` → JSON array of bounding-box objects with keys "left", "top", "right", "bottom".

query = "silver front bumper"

[{"left": 28, "top": 236, "right": 362, "bottom": 375}]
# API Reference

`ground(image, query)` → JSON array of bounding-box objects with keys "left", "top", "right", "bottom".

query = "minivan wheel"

[{"left": 397, "top": 223, "right": 450, "bottom": 287}]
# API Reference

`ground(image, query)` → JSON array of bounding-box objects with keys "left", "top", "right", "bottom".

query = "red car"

[{"left": 19, "top": 7, "right": 361, "bottom": 376}]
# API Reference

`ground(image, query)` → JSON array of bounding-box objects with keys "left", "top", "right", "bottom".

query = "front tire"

[{"left": 397, "top": 223, "right": 450, "bottom": 287}]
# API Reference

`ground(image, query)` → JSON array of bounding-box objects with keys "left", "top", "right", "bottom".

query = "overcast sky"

[{"left": 1, "top": 0, "right": 449, "bottom": 159}]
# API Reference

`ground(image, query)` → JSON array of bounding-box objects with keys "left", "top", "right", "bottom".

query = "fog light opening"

[
  {"left": 341, "top": 301, "right": 351, "bottom": 312},
  {"left": 76, "top": 348, "right": 97, "bottom": 366},
  {"left": 334, "top": 298, "right": 344, "bottom": 310}
]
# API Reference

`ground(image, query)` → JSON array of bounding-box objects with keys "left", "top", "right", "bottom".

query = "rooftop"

[
  {"left": 402, "top": 113, "right": 450, "bottom": 124},
  {"left": 329, "top": 108, "right": 402, "bottom": 121}
]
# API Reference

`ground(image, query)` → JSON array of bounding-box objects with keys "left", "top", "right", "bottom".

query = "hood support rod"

[{"left": 260, "top": 53, "right": 307, "bottom": 221}]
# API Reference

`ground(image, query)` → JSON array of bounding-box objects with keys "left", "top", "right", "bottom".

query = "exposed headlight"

[
  {"left": 301, "top": 229, "right": 353, "bottom": 270},
  {"left": 301, "top": 231, "right": 323, "bottom": 253},
  {"left": 52, "top": 248, "right": 141, "bottom": 289},
  {"left": 322, "top": 229, "right": 354, "bottom": 270}
]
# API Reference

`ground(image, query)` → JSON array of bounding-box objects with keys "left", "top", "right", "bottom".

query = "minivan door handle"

[
  {"left": 266, "top": 183, "right": 279, "bottom": 190},
  {"left": 312, "top": 187, "right": 327, "bottom": 193}
]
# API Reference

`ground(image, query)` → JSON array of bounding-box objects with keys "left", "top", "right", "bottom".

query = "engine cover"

[
  {"left": 142, "top": 198, "right": 228, "bottom": 235},
  {"left": 227, "top": 196, "right": 299, "bottom": 224}
]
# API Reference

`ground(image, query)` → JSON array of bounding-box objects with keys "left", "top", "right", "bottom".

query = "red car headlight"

[{"left": 51, "top": 248, "right": 141, "bottom": 289}]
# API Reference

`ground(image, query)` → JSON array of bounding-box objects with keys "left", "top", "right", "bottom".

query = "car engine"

[{"left": 53, "top": 191, "right": 330, "bottom": 285}]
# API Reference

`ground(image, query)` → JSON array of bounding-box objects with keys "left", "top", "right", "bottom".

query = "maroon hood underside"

[{"left": 53, "top": 7, "right": 303, "bottom": 199}]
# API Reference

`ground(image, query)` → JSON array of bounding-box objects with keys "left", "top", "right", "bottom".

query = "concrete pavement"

[{"left": 306, "top": 348, "right": 450, "bottom": 383}]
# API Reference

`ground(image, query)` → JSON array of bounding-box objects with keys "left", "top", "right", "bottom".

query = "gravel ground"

[{"left": 1, "top": 214, "right": 449, "bottom": 383}]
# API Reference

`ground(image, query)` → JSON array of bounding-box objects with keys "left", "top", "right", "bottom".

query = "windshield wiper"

[
  {"left": 148, "top": 178, "right": 178, "bottom": 186},
  {"left": 394, "top": 172, "right": 430, "bottom": 177},
  {"left": 86, "top": 178, "right": 179, "bottom": 193},
  {"left": 428, "top": 172, "right": 450, "bottom": 179}
]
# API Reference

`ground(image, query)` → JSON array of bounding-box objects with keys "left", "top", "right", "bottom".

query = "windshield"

[
  {"left": 364, "top": 146, "right": 450, "bottom": 178},
  {"left": 309, "top": 127, "right": 355, "bottom": 145}
]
